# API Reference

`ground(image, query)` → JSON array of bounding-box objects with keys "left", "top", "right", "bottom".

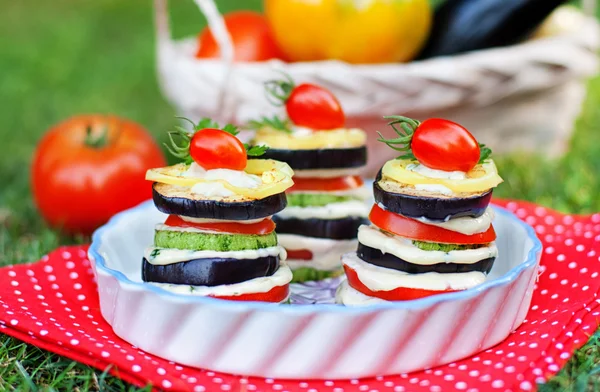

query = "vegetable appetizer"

[
  {"left": 249, "top": 75, "right": 370, "bottom": 282},
  {"left": 143, "top": 118, "right": 294, "bottom": 302},
  {"left": 337, "top": 116, "right": 503, "bottom": 305}
]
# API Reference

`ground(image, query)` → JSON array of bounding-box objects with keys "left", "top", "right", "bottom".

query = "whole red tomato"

[
  {"left": 189, "top": 128, "right": 246, "bottom": 170},
  {"left": 196, "top": 11, "right": 286, "bottom": 62},
  {"left": 411, "top": 118, "right": 480, "bottom": 172},
  {"left": 286, "top": 83, "right": 345, "bottom": 130},
  {"left": 31, "top": 115, "right": 166, "bottom": 235}
]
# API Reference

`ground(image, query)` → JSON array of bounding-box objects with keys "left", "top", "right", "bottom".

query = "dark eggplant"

[
  {"left": 252, "top": 146, "right": 367, "bottom": 170},
  {"left": 273, "top": 216, "right": 368, "bottom": 240},
  {"left": 142, "top": 255, "right": 279, "bottom": 287},
  {"left": 153, "top": 183, "right": 286, "bottom": 220},
  {"left": 357, "top": 243, "right": 495, "bottom": 274},
  {"left": 417, "top": 0, "right": 567, "bottom": 59},
  {"left": 373, "top": 171, "right": 492, "bottom": 221}
]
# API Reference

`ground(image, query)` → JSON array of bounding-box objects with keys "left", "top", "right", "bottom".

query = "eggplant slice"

[
  {"left": 272, "top": 216, "right": 368, "bottom": 240},
  {"left": 253, "top": 146, "right": 367, "bottom": 170},
  {"left": 357, "top": 243, "right": 495, "bottom": 274},
  {"left": 373, "top": 170, "right": 492, "bottom": 221},
  {"left": 153, "top": 183, "right": 287, "bottom": 220},
  {"left": 142, "top": 255, "right": 279, "bottom": 286}
]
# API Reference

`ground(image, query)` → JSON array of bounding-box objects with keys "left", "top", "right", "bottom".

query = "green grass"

[{"left": 0, "top": 0, "right": 599, "bottom": 390}]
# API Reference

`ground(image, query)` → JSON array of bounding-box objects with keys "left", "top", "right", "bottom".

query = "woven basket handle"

[{"left": 154, "top": 0, "right": 236, "bottom": 121}]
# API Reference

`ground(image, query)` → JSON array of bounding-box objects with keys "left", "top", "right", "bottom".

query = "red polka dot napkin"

[{"left": 1, "top": 200, "right": 599, "bottom": 392}]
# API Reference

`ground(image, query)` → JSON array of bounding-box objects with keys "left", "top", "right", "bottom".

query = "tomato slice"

[
  {"left": 344, "top": 265, "right": 455, "bottom": 301},
  {"left": 369, "top": 204, "right": 496, "bottom": 244},
  {"left": 286, "top": 249, "right": 313, "bottom": 260},
  {"left": 209, "top": 283, "right": 289, "bottom": 302},
  {"left": 289, "top": 176, "right": 363, "bottom": 193},
  {"left": 164, "top": 215, "right": 275, "bottom": 235}
]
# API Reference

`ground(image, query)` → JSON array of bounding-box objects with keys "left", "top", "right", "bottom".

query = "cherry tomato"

[
  {"left": 190, "top": 128, "right": 246, "bottom": 170},
  {"left": 31, "top": 115, "right": 166, "bottom": 235},
  {"left": 369, "top": 204, "right": 496, "bottom": 244},
  {"left": 412, "top": 118, "right": 480, "bottom": 172},
  {"left": 288, "top": 176, "right": 363, "bottom": 193},
  {"left": 286, "top": 83, "right": 345, "bottom": 130},
  {"left": 344, "top": 265, "right": 454, "bottom": 301},
  {"left": 286, "top": 249, "right": 313, "bottom": 260},
  {"left": 164, "top": 215, "right": 275, "bottom": 235},
  {"left": 210, "top": 283, "right": 289, "bottom": 303},
  {"left": 196, "top": 11, "right": 286, "bottom": 62}
]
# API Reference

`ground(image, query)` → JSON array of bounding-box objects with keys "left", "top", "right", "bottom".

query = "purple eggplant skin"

[
  {"left": 251, "top": 146, "right": 367, "bottom": 170},
  {"left": 357, "top": 243, "right": 495, "bottom": 274},
  {"left": 272, "top": 216, "right": 368, "bottom": 240},
  {"left": 153, "top": 184, "right": 286, "bottom": 220},
  {"left": 142, "top": 255, "right": 279, "bottom": 287},
  {"left": 373, "top": 171, "right": 492, "bottom": 221},
  {"left": 417, "top": 0, "right": 568, "bottom": 59}
]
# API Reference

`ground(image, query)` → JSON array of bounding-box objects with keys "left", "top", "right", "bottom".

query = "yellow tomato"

[{"left": 264, "top": 0, "right": 432, "bottom": 64}]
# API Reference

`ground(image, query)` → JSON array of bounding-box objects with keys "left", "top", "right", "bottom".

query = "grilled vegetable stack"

[
  {"left": 143, "top": 118, "right": 294, "bottom": 302},
  {"left": 250, "top": 75, "right": 370, "bottom": 282},
  {"left": 337, "top": 116, "right": 504, "bottom": 305}
]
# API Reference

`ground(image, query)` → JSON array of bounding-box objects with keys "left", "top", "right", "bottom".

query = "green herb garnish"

[
  {"left": 164, "top": 117, "right": 268, "bottom": 161},
  {"left": 247, "top": 115, "right": 291, "bottom": 133}
]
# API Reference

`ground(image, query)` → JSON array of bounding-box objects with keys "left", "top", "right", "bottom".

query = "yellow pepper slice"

[
  {"left": 382, "top": 159, "right": 503, "bottom": 193},
  {"left": 145, "top": 160, "right": 294, "bottom": 199}
]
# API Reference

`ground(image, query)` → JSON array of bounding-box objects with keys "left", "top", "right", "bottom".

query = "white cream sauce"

[
  {"left": 293, "top": 167, "right": 365, "bottom": 179},
  {"left": 145, "top": 246, "right": 286, "bottom": 265},
  {"left": 415, "top": 207, "right": 495, "bottom": 235},
  {"left": 357, "top": 225, "right": 497, "bottom": 265},
  {"left": 277, "top": 234, "right": 356, "bottom": 271},
  {"left": 335, "top": 280, "right": 386, "bottom": 306},
  {"left": 406, "top": 163, "right": 466, "bottom": 180},
  {"left": 149, "top": 264, "right": 293, "bottom": 297},
  {"left": 184, "top": 163, "right": 262, "bottom": 197},
  {"left": 276, "top": 200, "right": 369, "bottom": 220},
  {"left": 342, "top": 252, "right": 486, "bottom": 292},
  {"left": 414, "top": 184, "right": 454, "bottom": 196}
]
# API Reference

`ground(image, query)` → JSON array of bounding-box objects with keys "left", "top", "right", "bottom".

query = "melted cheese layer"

[
  {"left": 342, "top": 252, "right": 486, "bottom": 292},
  {"left": 358, "top": 225, "right": 497, "bottom": 265},
  {"left": 145, "top": 246, "right": 286, "bottom": 265},
  {"left": 149, "top": 264, "right": 293, "bottom": 296},
  {"left": 276, "top": 200, "right": 369, "bottom": 220},
  {"left": 277, "top": 234, "right": 356, "bottom": 271},
  {"left": 335, "top": 280, "right": 386, "bottom": 306}
]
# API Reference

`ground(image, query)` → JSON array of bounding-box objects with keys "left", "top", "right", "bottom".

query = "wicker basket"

[{"left": 155, "top": 0, "right": 599, "bottom": 175}]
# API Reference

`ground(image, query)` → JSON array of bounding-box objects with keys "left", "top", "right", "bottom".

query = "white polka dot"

[
  {"left": 491, "top": 380, "right": 504, "bottom": 388},
  {"left": 44, "top": 265, "right": 53, "bottom": 273},
  {"left": 10, "top": 319, "right": 18, "bottom": 326},
  {"left": 162, "top": 380, "right": 172, "bottom": 389},
  {"left": 194, "top": 387, "right": 206, "bottom": 392},
  {"left": 549, "top": 273, "right": 558, "bottom": 279},
  {"left": 549, "top": 364, "right": 559, "bottom": 372},
  {"left": 74, "top": 283, "right": 82, "bottom": 290},
  {"left": 443, "top": 375, "right": 454, "bottom": 381},
  {"left": 520, "top": 381, "right": 533, "bottom": 391},
  {"left": 69, "top": 272, "right": 79, "bottom": 279},
  {"left": 40, "top": 330, "right": 48, "bottom": 336},
  {"left": 77, "top": 294, "right": 86, "bottom": 301},
  {"left": 70, "top": 339, "right": 79, "bottom": 345},
  {"left": 157, "top": 368, "right": 166, "bottom": 375},
  {"left": 221, "top": 386, "right": 231, "bottom": 391},
  {"left": 62, "top": 251, "right": 72, "bottom": 259},
  {"left": 101, "top": 351, "right": 110, "bottom": 358},
  {"left": 430, "top": 387, "right": 442, "bottom": 392},
  {"left": 568, "top": 262, "right": 577, "bottom": 269},
  {"left": 132, "top": 365, "right": 141, "bottom": 372},
  {"left": 505, "top": 366, "right": 515, "bottom": 373},
  {"left": 468, "top": 370, "right": 479, "bottom": 377}
]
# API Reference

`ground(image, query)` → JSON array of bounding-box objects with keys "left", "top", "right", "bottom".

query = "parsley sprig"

[
  {"left": 164, "top": 117, "right": 269, "bottom": 163},
  {"left": 247, "top": 115, "right": 292, "bottom": 133}
]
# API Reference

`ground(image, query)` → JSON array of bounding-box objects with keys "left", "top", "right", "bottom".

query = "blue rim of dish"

[{"left": 89, "top": 200, "right": 542, "bottom": 313}]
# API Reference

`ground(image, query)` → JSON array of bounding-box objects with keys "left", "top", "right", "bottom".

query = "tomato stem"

[
  {"left": 377, "top": 115, "right": 421, "bottom": 160},
  {"left": 84, "top": 125, "right": 109, "bottom": 149},
  {"left": 264, "top": 72, "right": 295, "bottom": 107}
]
